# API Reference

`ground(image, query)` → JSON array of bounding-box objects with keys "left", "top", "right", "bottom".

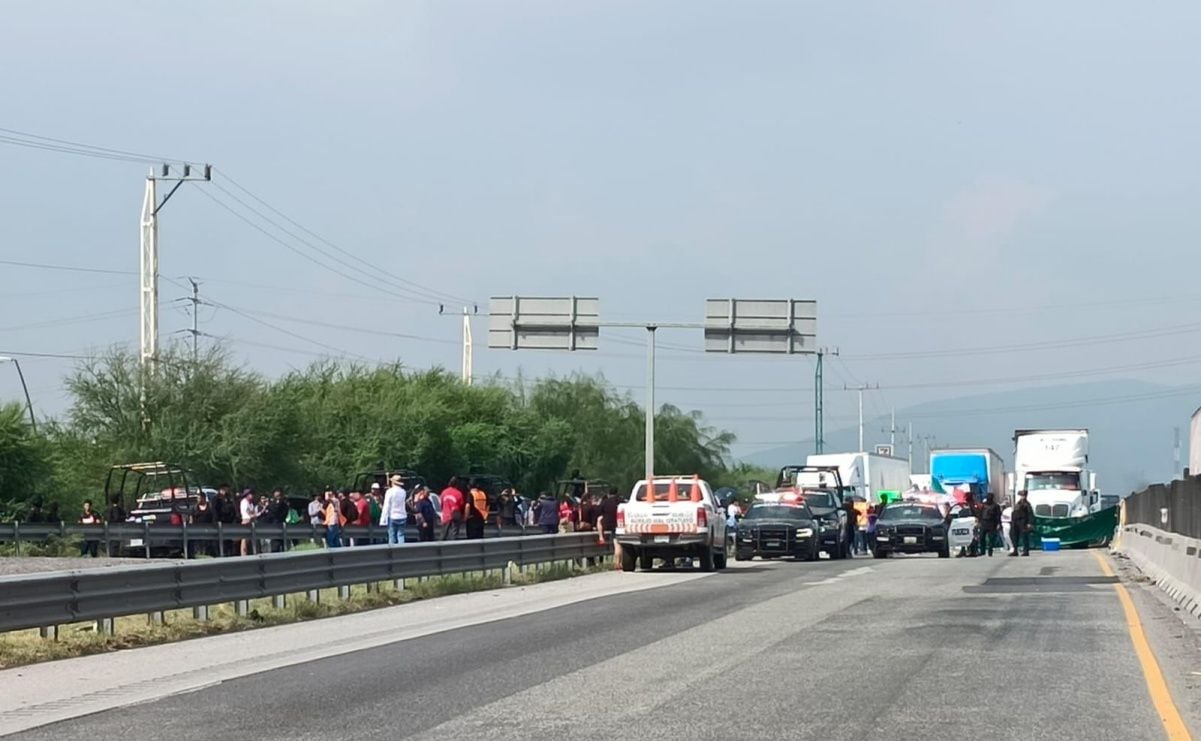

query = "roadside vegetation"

[{"left": 0, "top": 343, "right": 776, "bottom": 520}]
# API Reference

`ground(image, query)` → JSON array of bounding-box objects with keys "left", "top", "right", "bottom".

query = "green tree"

[{"left": 0, "top": 403, "right": 53, "bottom": 518}]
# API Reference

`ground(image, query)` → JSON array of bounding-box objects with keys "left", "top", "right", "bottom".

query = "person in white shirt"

[
  {"left": 1001, "top": 502, "right": 1014, "bottom": 552},
  {"left": 380, "top": 474, "right": 408, "bottom": 545},
  {"left": 239, "top": 489, "right": 260, "bottom": 556}
]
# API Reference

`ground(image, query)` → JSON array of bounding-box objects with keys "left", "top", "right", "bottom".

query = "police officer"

[
  {"left": 1010, "top": 490, "right": 1034, "bottom": 557},
  {"left": 978, "top": 494, "right": 1002, "bottom": 557}
]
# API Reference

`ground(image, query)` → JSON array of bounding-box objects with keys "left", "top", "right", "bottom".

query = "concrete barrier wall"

[{"left": 1116, "top": 523, "right": 1201, "bottom": 620}]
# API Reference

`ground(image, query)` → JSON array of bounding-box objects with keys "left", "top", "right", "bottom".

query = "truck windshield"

[
  {"left": 798, "top": 492, "right": 835, "bottom": 509},
  {"left": 744, "top": 505, "right": 812, "bottom": 521},
  {"left": 634, "top": 482, "right": 704, "bottom": 502},
  {"left": 1025, "top": 473, "right": 1081, "bottom": 491},
  {"left": 879, "top": 505, "right": 942, "bottom": 522}
]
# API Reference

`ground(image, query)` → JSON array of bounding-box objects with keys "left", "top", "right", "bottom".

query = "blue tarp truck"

[{"left": 929, "top": 448, "right": 1006, "bottom": 501}]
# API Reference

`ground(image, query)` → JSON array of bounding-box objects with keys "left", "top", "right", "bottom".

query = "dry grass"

[{"left": 0, "top": 560, "right": 602, "bottom": 669}]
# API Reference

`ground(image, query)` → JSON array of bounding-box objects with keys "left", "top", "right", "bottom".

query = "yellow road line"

[{"left": 1091, "top": 550, "right": 1193, "bottom": 740}]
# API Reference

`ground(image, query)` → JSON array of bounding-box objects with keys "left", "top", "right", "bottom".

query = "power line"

[
  {"left": 214, "top": 170, "right": 477, "bottom": 307},
  {"left": 879, "top": 353, "right": 1201, "bottom": 390},
  {"left": 0, "top": 258, "right": 136, "bottom": 276},
  {"left": 0, "top": 308, "right": 137, "bottom": 333},
  {"left": 202, "top": 297, "right": 372, "bottom": 361},
  {"left": 841, "top": 320, "right": 1201, "bottom": 361},
  {"left": 204, "top": 300, "right": 459, "bottom": 346},
  {"left": 0, "top": 126, "right": 192, "bottom": 165}
]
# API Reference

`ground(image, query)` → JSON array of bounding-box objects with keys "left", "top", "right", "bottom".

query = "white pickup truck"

[{"left": 615, "top": 476, "right": 728, "bottom": 572}]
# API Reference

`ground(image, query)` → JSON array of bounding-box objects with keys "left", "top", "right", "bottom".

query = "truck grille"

[
  {"left": 757, "top": 527, "right": 791, "bottom": 551},
  {"left": 895, "top": 525, "right": 927, "bottom": 546}
]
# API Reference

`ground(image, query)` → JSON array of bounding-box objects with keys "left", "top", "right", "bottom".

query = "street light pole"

[
  {"left": 0, "top": 357, "right": 36, "bottom": 434},
  {"left": 645, "top": 326, "right": 656, "bottom": 485}
]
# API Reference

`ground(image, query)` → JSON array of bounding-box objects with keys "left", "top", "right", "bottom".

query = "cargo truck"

[
  {"left": 806, "top": 452, "right": 911, "bottom": 504},
  {"left": 929, "top": 448, "right": 1006, "bottom": 502},
  {"left": 1012, "top": 429, "right": 1099, "bottom": 519}
]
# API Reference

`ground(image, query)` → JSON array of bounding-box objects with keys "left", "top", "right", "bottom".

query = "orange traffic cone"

[
  {"left": 667, "top": 478, "right": 680, "bottom": 503},
  {"left": 689, "top": 475, "right": 702, "bottom": 502}
]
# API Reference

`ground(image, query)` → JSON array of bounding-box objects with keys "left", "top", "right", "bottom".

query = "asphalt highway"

[{"left": 5, "top": 549, "right": 1196, "bottom": 741}]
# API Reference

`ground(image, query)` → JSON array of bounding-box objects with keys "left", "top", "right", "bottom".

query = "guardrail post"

[
  {"left": 250, "top": 521, "right": 259, "bottom": 555},
  {"left": 234, "top": 599, "right": 250, "bottom": 617},
  {"left": 193, "top": 605, "right": 209, "bottom": 621},
  {"left": 103, "top": 522, "right": 111, "bottom": 557},
  {"left": 272, "top": 594, "right": 286, "bottom": 609},
  {"left": 282, "top": 522, "right": 290, "bottom": 552},
  {"left": 13, "top": 522, "right": 20, "bottom": 556},
  {"left": 217, "top": 522, "right": 225, "bottom": 557},
  {"left": 181, "top": 521, "right": 189, "bottom": 559},
  {"left": 39, "top": 625, "right": 58, "bottom": 641},
  {"left": 148, "top": 610, "right": 165, "bottom": 625},
  {"left": 97, "top": 617, "right": 114, "bottom": 636},
  {"left": 306, "top": 589, "right": 320, "bottom": 603},
  {"left": 143, "top": 521, "right": 151, "bottom": 559},
  {"left": 338, "top": 585, "right": 351, "bottom": 600}
]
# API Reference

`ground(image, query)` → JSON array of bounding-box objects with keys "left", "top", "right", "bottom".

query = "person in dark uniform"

[
  {"left": 1010, "top": 490, "right": 1034, "bottom": 556},
  {"left": 843, "top": 497, "right": 858, "bottom": 556},
  {"left": 978, "top": 494, "right": 1002, "bottom": 557}
]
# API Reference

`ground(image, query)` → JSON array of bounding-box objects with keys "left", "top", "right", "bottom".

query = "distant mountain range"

[{"left": 740, "top": 380, "right": 1200, "bottom": 496}]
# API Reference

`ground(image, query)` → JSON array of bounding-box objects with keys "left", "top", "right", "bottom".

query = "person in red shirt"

[
  {"left": 351, "top": 491, "right": 371, "bottom": 546},
  {"left": 441, "top": 476, "right": 465, "bottom": 540}
]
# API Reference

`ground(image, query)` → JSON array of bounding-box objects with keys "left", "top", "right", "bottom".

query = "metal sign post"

[{"left": 489, "top": 296, "right": 817, "bottom": 486}]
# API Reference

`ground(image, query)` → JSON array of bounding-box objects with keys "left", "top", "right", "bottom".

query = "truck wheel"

[
  {"left": 938, "top": 546, "right": 950, "bottom": 559},
  {"left": 699, "top": 547, "right": 715, "bottom": 572},
  {"left": 874, "top": 548, "right": 888, "bottom": 559},
  {"left": 714, "top": 549, "right": 727, "bottom": 570},
  {"left": 735, "top": 549, "right": 751, "bottom": 561},
  {"left": 639, "top": 554, "right": 654, "bottom": 570},
  {"left": 806, "top": 545, "right": 819, "bottom": 562},
  {"left": 621, "top": 549, "right": 637, "bottom": 572}
]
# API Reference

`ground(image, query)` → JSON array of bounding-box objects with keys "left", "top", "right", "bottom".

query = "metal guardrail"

[
  {"left": 0, "top": 521, "right": 543, "bottom": 557},
  {"left": 0, "top": 533, "right": 610, "bottom": 634}
]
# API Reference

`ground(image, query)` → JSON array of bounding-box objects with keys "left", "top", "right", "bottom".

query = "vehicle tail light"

[
  {"left": 616, "top": 507, "right": 625, "bottom": 529},
  {"left": 696, "top": 506, "right": 708, "bottom": 528}
]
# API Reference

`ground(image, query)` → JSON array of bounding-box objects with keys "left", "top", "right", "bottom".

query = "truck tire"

[
  {"left": 699, "top": 546, "right": 715, "bottom": 572},
  {"left": 714, "top": 549, "right": 727, "bottom": 570},
  {"left": 735, "top": 549, "right": 751, "bottom": 561},
  {"left": 806, "top": 545, "right": 819, "bottom": 562},
  {"left": 621, "top": 548, "right": 637, "bottom": 572},
  {"left": 639, "top": 554, "right": 654, "bottom": 570},
  {"left": 938, "top": 545, "right": 950, "bottom": 559},
  {"left": 873, "top": 548, "right": 888, "bottom": 559}
]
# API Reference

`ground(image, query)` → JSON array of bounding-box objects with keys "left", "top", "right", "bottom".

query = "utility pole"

[
  {"left": 907, "top": 421, "right": 913, "bottom": 471},
  {"left": 814, "top": 347, "right": 838, "bottom": 454},
  {"left": 890, "top": 407, "right": 896, "bottom": 449},
  {"left": 177, "top": 277, "right": 202, "bottom": 363},
  {"left": 844, "top": 382, "right": 879, "bottom": 452},
  {"left": 140, "top": 163, "right": 211, "bottom": 373},
  {"left": 920, "top": 434, "right": 937, "bottom": 473},
  {"left": 462, "top": 307, "right": 474, "bottom": 386},
  {"left": 1174, "top": 426, "right": 1182, "bottom": 478},
  {"left": 441, "top": 304, "right": 480, "bottom": 385}
]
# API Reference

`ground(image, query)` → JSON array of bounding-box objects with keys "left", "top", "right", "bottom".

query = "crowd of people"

[{"left": 44, "top": 475, "right": 624, "bottom": 558}]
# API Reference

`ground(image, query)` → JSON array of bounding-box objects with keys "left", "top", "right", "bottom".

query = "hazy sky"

[{"left": 3, "top": 1, "right": 1201, "bottom": 460}]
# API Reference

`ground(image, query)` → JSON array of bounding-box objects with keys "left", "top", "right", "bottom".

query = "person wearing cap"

[{"left": 381, "top": 474, "right": 408, "bottom": 545}]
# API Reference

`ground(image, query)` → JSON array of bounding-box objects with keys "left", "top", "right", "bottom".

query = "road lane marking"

[{"left": 1092, "top": 550, "right": 1192, "bottom": 741}]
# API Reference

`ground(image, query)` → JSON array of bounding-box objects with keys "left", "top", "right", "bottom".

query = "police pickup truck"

[
  {"left": 734, "top": 491, "right": 820, "bottom": 561},
  {"left": 616, "top": 476, "right": 727, "bottom": 572}
]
